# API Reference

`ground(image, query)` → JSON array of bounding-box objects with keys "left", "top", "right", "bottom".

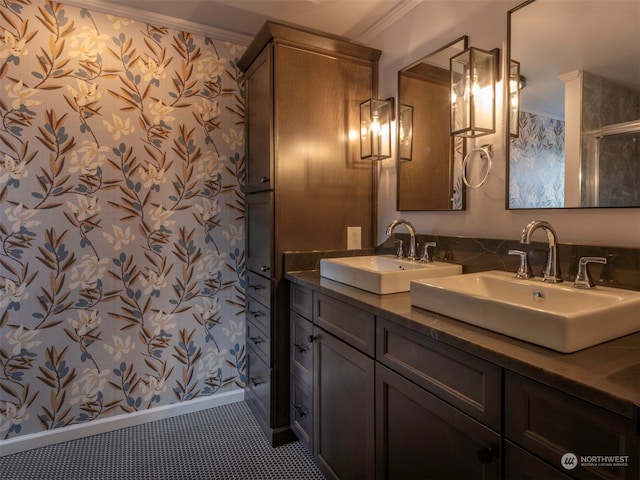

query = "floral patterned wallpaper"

[
  {"left": 0, "top": 0, "right": 246, "bottom": 440},
  {"left": 509, "top": 111, "right": 565, "bottom": 208}
]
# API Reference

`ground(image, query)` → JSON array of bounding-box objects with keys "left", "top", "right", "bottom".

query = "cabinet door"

[
  {"left": 246, "top": 191, "right": 272, "bottom": 276},
  {"left": 506, "top": 371, "right": 639, "bottom": 479},
  {"left": 314, "top": 327, "right": 375, "bottom": 480},
  {"left": 504, "top": 441, "right": 572, "bottom": 480},
  {"left": 245, "top": 45, "right": 273, "bottom": 192},
  {"left": 273, "top": 43, "right": 375, "bottom": 252},
  {"left": 376, "top": 364, "right": 501, "bottom": 480}
]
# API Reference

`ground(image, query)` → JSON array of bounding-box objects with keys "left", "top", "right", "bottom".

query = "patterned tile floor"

[{"left": 0, "top": 401, "right": 326, "bottom": 479}]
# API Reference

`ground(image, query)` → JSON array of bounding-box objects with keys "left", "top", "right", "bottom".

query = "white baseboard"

[{"left": 0, "top": 389, "right": 245, "bottom": 457}]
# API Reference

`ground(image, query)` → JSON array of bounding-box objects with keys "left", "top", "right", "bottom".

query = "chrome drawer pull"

[
  {"left": 249, "top": 336, "right": 264, "bottom": 345},
  {"left": 293, "top": 404, "right": 307, "bottom": 418},
  {"left": 250, "top": 310, "right": 264, "bottom": 317},
  {"left": 250, "top": 376, "right": 264, "bottom": 386},
  {"left": 260, "top": 265, "right": 270, "bottom": 272},
  {"left": 293, "top": 342, "right": 308, "bottom": 353}
]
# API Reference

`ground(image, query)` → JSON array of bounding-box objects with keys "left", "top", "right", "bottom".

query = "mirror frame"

[
  {"left": 396, "top": 35, "right": 468, "bottom": 212},
  {"left": 506, "top": 0, "right": 640, "bottom": 210}
]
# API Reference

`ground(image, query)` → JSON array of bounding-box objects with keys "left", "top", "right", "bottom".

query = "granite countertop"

[{"left": 286, "top": 270, "right": 640, "bottom": 419}]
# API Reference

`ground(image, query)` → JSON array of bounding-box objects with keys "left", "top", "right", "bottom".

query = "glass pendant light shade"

[
  {"left": 398, "top": 104, "right": 413, "bottom": 161},
  {"left": 509, "top": 59, "right": 526, "bottom": 138},
  {"left": 450, "top": 47, "right": 498, "bottom": 138},
  {"left": 360, "top": 98, "right": 392, "bottom": 160}
]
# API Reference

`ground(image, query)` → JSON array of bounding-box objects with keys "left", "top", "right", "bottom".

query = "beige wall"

[{"left": 368, "top": 0, "right": 640, "bottom": 248}]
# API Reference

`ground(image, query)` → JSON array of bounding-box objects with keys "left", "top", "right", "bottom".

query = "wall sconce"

[
  {"left": 360, "top": 98, "right": 393, "bottom": 160},
  {"left": 398, "top": 104, "right": 413, "bottom": 161},
  {"left": 450, "top": 47, "right": 499, "bottom": 138},
  {"left": 509, "top": 59, "right": 526, "bottom": 138}
]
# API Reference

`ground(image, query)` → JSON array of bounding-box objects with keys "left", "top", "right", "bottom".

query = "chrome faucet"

[
  {"left": 573, "top": 256, "right": 607, "bottom": 289},
  {"left": 420, "top": 241, "right": 437, "bottom": 263},
  {"left": 520, "top": 220, "right": 563, "bottom": 283},
  {"left": 386, "top": 219, "right": 417, "bottom": 260}
]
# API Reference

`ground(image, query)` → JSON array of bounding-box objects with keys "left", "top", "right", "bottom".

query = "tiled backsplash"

[{"left": 284, "top": 234, "right": 640, "bottom": 291}]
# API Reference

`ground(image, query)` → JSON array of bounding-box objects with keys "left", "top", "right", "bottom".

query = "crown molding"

[
  {"left": 354, "top": 0, "right": 423, "bottom": 44},
  {"left": 59, "top": 0, "right": 253, "bottom": 45}
]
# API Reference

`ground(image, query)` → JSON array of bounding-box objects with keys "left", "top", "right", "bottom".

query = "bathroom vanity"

[{"left": 287, "top": 269, "right": 639, "bottom": 480}]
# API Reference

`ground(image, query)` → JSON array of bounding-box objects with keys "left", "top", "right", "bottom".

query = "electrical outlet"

[{"left": 347, "top": 226, "right": 361, "bottom": 250}]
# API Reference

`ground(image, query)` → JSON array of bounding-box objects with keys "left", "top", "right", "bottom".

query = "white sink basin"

[
  {"left": 320, "top": 255, "right": 462, "bottom": 294},
  {"left": 411, "top": 270, "right": 640, "bottom": 353}
]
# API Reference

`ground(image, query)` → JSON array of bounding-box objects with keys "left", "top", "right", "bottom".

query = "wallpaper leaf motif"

[
  {"left": 509, "top": 111, "right": 565, "bottom": 208},
  {"left": 0, "top": 0, "right": 246, "bottom": 439}
]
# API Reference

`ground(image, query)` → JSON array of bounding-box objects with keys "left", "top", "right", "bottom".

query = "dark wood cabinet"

[
  {"left": 246, "top": 192, "right": 272, "bottom": 276},
  {"left": 245, "top": 343, "right": 271, "bottom": 427},
  {"left": 314, "top": 324, "right": 375, "bottom": 480},
  {"left": 287, "top": 275, "right": 640, "bottom": 480},
  {"left": 289, "top": 311, "right": 314, "bottom": 452},
  {"left": 315, "top": 292, "right": 376, "bottom": 357},
  {"left": 377, "top": 318, "right": 502, "bottom": 431},
  {"left": 505, "top": 371, "right": 639, "bottom": 480},
  {"left": 290, "top": 284, "right": 375, "bottom": 478},
  {"left": 289, "top": 283, "right": 314, "bottom": 452},
  {"left": 376, "top": 317, "right": 501, "bottom": 479},
  {"left": 504, "top": 441, "right": 572, "bottom": 480},
  {"left": 245, "top": 46, "right": 273, "bottom": 193},
  {"left": 313, "top": 292, "right": 376, "bottom": 478},
  {"left": 246, "top": 294, "right": 269, "bottom": 335},
  {"left": 240, "top": 22, "right": 379, "bottom": 446},
  {"left": 290, "top": 312, "right": 313, "bottom": 386},
  {"left": 290, "top": 371, "right": 313, "bottom": 449},
  {"left": 376, "top": 364, "right": 500, "bottom": 479}
]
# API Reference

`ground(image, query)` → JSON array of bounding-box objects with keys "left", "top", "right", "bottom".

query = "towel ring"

[{"left": 461, "top": 145, "right": 492, "bottom": 189}]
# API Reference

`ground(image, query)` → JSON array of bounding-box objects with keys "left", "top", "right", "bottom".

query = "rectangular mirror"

[
  {"left": 507, "top": 0, "right": 640, "bottom": 209},
  {"left": 397, "top": 36, "right": 468, "bottom": 211}
]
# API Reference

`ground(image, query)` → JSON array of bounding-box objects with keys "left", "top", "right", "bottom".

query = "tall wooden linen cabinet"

[{"left": 238, "top": 22, "right": 381, "bottom": 445}]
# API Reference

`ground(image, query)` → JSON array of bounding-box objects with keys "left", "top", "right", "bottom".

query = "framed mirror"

[
  {"left": 397, "top": 36, "right": 468, "bottom": 211},
  {"left": 507, "top": 0, "right": 640, "bottom": 209}
]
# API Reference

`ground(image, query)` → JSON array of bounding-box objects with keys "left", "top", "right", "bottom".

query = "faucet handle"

[
  {"left": 393, "top": 239, "right": 404, "bottom": 259},
  {"left": 573, "top": 256, "right": 607, "bottom": 289},
  {"left": 420, "top": 242, "right": 437, "bottom": 263},
  {"left": 508, "top": 249, "right": 533, "bottom": 279}
]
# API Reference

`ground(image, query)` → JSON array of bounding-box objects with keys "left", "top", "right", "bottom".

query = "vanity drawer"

[
  {"left": 290, "top": 311, "right": 313, "bottom": 386},
  {"left": 376, "top": 318, "right": 502, "bottom": 431},
  {"left": 505, "top": 371, "right": 639, "bottom": 479},
  {"left": 290, "top": 371, "right": 313, "bottom": 452},
  {"left": 314, "top": 292, "right": 375, "bottom": 357},
  {"left": 247, "top": 319, "right": 270, "bottom": 365},
  {"left": 245, "top": 344, "right": 272, "bottom": 428},
  {"left": 247, "top": 295, "right": 270, "bottom": 336},
  {"left": 247, "top": 270, "right": 271, "bottom": 308},
  {"left": 290, "top": 283, "right": 313, "bottom": 320}
]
